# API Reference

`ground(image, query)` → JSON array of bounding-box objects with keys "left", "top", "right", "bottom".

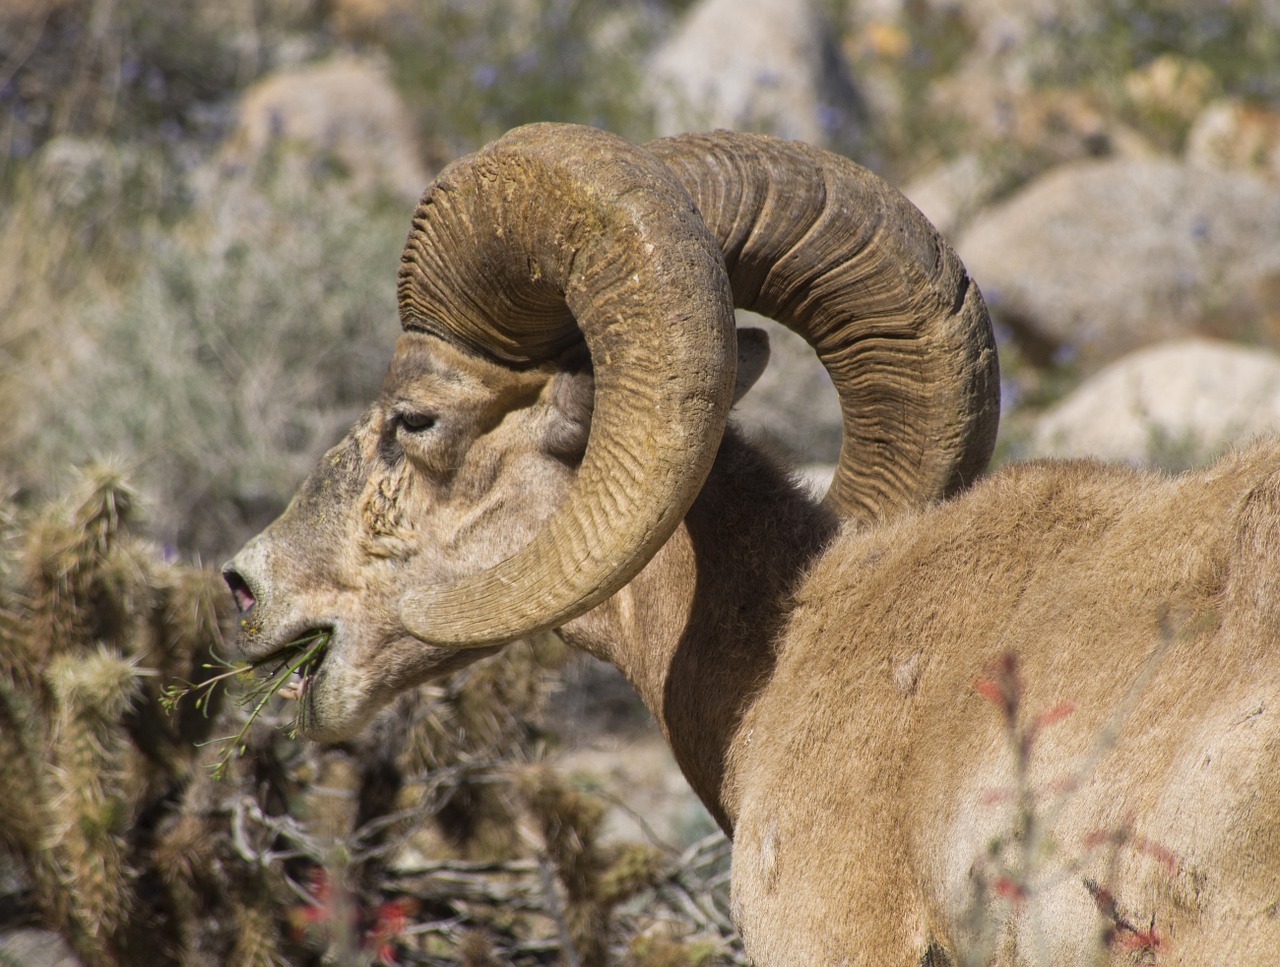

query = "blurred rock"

[
  {"left": 730, "top": 313, "right": 843, "bottom": 466},
  {"left": 901, "top": 153, "right": 1005, "bottom": 240},
  {"left": 1028, "top": 338, "right": 1280, "bottom": 467},
  {"left": 649, "top": 0, "right": 868, "bottom": 153},
  {"left": 556, "top": 728, "right": 717, "bottom": 848},
  {"left": 958, "top": 158, "right": 1280, "bottom": 365},
  {"left": 1187, "top": 98, "right": 1280, "bottom": 182},
  {"left": 218, "top": 55, "right": 429, "bottom": 203},
  {"left": 0, "top": 929, "right": 79, "bottom": 966}
]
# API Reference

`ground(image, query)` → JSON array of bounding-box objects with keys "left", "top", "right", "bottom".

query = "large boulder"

[
  {"left": 730, "top": 313, "right": 843, "bottom": 466},
  {"left": 218, "top": 56, "right": 429, "bottom": 203},
  {"left": 649, "top": 0, "right": 867, "bottom": 153},
  {"left": 958, "top": 158, "right": 1280, "bottom": 364},
  {"left": 1027, "top": 338, "right": 1280, "bottom": 468},
  {"left": 901, "top": 153, "right": 1006, "bottom": 241}
]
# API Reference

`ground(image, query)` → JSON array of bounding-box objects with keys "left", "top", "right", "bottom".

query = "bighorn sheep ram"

[{"left": 224, "top": 124, "right": 1280, "bottom": 964}]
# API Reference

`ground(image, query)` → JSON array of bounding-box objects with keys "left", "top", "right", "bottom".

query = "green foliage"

[
  {"left": 375, "top": 0, "right": 662, "bottom": 163},
  {"left": 162, "top": 629, "right": 330, "bottom": 779},
  {"left": 1026, "top": 0, "right": 1280, "bottom": 150},
  {"left": 0, "top": 0, "right": 330, "bottom": 164},
  {"left": 1033, "top": 0, "right": 1280, "bottom": 103}
]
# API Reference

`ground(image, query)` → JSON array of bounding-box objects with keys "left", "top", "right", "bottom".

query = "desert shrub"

[
  {"left": 3, "top": 159, "right": 406, "bottom": 560},
  {"left": 0, "top": 0, "right": 332, "bottom": 168},
  {"left": 1028, "top": 0, "right": 1280, "bottom": 150},
  {"left": 359, "top": 0, "right": 664, "bottom": 165}
]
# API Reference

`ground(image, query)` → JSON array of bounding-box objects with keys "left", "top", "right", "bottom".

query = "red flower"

[
  {"left": 285, "top": 865, "right": 416, "bottom": 964},
  {"left": 974, "top": 653, "right": 1022, "bottom": 725},
  {"left": 368, "top": 896, "right": 416, "bottom": 966},
  {"left": 1115, "top": 926, "right": 1164, "bottom": 953},
  {"left": 992, "top": 875, "right": 1026, "bottom": 905}
]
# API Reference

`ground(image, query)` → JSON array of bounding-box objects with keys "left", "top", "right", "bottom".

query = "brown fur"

[
  {"left": 228, "top": 328, "right": 1280, "bottom": 964},
  {"left": 708, "top": 450, "right": 1280, "bottom": 963}
]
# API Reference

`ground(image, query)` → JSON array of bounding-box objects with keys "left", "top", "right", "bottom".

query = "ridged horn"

[
  {"left": 648, "top": 131, "right": 1000, "bottom": 521},
  {"left": 397, "top": 123, "right": 736, "bottom": 647}
]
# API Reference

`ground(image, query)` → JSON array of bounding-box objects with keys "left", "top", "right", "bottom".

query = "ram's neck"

[{"left": 559, "top": 431, "right": 837, "bottom": 834}]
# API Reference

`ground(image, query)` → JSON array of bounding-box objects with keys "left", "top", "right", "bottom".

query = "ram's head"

[{"left": 222, "top": 123, "right": 997, "bottom": 742}]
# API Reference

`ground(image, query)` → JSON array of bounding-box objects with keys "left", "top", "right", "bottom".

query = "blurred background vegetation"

[
  {"left": 5, "top": 0, "right": 1280, "bottom": 559},
  {"left": 2, "top": 0, "right": 1279, "bottom": 963}
]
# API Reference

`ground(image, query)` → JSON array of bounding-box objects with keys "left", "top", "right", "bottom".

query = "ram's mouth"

[
  {"left": 161, "top": 626, "right": 334, "bottom": 779},
  {"left": 248, "top": 629, "right": 331, "bottom": 705}
]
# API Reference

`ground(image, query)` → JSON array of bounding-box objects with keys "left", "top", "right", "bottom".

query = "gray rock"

[
  {"left": 0, "top": 929, "right": 80, "bottom": 966},
  {"left": 958, "top": 158, "right": 1280, "bottom": 364},
  {"left": 731, "top": 313, "right": 843, "bottom": 466},
  {"left": 217, "top": 55, "right": 429, "bottom": 204},
  {"left": 1028, "top": 338, "right": 1280, "bottom": 468},
  {"left": 649, "top": 0, "right": 866, "bottom": 153},
  {"left": 901, "top": 153, "right": 1005, "bottom": 240}
]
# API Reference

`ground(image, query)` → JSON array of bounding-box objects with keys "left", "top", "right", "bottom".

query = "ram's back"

[{"left": 731, "top": 444, "right": 1280, "bottom": 965}]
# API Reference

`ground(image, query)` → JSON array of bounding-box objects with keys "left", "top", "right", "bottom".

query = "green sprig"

[{"left": 161, "top": 632, "right": 330, "bottom": 779}]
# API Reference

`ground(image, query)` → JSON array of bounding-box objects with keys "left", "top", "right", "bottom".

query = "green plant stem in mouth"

[{"left": 161, "top": 631, "right": 330, "bottom": 779}]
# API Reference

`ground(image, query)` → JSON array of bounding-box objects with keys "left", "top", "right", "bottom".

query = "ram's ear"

[
  {"left": 543, "top": 345, "right": 594, "bottom": 464},
  {"left": 734, "top": 327, "right": 770, "bottom": 405},
  {"left": 543, "top": 330, "right": 765, "bottom": 461}
]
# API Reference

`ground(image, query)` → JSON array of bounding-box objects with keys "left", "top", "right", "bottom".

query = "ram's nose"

[
  {"left": 221, "top": 535, "right": 276, "bottom": 616},
  {"left": 219, "top": 540, "right": 285, "bottom": 661},
  {"left": 222, "top": 565, "right": 257, "bottom": 615}
]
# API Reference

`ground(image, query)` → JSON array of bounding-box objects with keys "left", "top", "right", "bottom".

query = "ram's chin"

[
  {"left": 292, "top": 636, "right": 504, "bottom": 741},
  {"left": 293, "top": 658, "right": 382, "bottom": 743}
]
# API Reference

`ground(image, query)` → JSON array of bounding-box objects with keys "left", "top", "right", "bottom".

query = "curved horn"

[
  {"left": 647, "top": 131, "right": 1000, "bottom": 521},
  {"left": 398, "top": 123, "right": 736, "bottom": 647}
]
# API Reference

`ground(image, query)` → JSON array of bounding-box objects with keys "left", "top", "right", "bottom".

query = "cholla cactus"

[
  {"left": 0, "top": 466, "right": 743, "bottom": 965},
  {"left": 46, "top": 649, "right": 143, "bottom": 960},
  {"left": 6, "top": 466, "right": 132, "bottom": 692},
  {"left": 520, "top": 766, "right": 667, "bottom": 966},
  {"left": 0, "top": 465, "right": 234, "bottom": 964}
]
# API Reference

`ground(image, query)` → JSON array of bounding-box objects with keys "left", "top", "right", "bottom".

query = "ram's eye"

[{"left": 396, "top": 411, "right": 437, "bottom": 433}]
